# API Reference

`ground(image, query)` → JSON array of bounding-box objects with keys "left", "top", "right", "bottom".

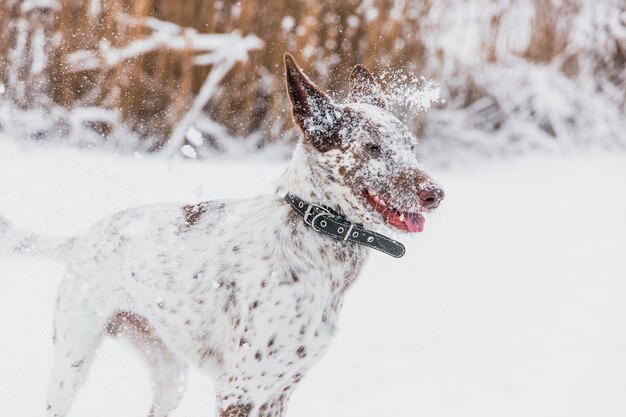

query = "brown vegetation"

[
  {"left": 0, "top": 0, "right": 622, "bottom": 149},
  {"left": 0, "top": 0, "right": 431, "bottom": 145}
]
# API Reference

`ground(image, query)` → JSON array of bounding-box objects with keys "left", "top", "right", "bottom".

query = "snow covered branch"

[
  {"left": 61, "top": 13, "right": 263, "bottom": 156},
  {"left": 0, "top": 6, "right": 262, "bottom": 151},
  {"left": 67, "top": 15, "right": 262, "bottom": 72}
]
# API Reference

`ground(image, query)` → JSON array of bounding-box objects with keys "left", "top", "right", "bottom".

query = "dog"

[{"left": 0, "top": 54, "right": 444, "bottom": 417}]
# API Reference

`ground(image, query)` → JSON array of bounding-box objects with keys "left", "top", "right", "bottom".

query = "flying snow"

[{"left": 380, "top": 70, "right": 441, "bottom": 117}]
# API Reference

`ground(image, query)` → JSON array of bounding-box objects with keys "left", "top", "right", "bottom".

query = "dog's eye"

[{"left": 364, "top": 143, "right": 382, "bottom": 154}]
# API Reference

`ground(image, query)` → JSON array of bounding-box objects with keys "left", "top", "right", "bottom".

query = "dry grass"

[
  {"left": 0, "top": 0, "right": 431, "bottom": 144},
  {"left": 0, "top": 6, "right": 10, "bottom": 77},
  {"left": 0, "top": 0, "right": 614, "bottom": 148},
  {"left": 522, "top": 0, "right": 578, "bottom": 63}
]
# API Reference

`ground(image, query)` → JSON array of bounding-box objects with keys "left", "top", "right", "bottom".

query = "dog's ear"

[
  {"left": 284, "top": 53, "right": 343, "bottom": 152},
  {"left": 349, "top": 65, "right": 388, "bottom": 109}
]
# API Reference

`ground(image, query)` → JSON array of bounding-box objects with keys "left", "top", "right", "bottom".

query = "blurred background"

[{"left": 1, "top": 0, "right": 624, "bottom": 159}]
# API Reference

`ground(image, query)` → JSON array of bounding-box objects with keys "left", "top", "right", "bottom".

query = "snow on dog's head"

[{"left": 283, "top": 54, "right": 444, "bottom": 233}]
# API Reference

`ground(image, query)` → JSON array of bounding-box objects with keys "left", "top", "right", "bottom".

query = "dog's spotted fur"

[{"left": 0, "top": 54, "right": 443, "bottom": 417}]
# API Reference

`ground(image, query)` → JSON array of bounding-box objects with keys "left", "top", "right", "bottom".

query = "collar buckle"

[{"left": 303, "top": 204, "right": 332, "bottom": 232}]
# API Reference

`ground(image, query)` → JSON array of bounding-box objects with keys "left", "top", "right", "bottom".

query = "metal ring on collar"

[{"left": 310, "top": 212, "right": 333, "bottom": 232}]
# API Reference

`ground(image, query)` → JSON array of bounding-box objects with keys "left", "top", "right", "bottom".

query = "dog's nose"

[{"left": 419, "top": 186, "right": 445, "bottom": 209}]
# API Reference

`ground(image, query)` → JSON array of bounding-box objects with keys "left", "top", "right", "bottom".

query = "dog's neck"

[
  {"left": 277, "top": 144, "right": 320, "bottom": 199},
  {"left": 277, "top": 142, "right": 346, "bottom": 214}
]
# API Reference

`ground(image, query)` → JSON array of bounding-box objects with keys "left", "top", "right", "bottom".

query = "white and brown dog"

[{"left": 0, "top": 54, "right": 444, "bottom": 417}]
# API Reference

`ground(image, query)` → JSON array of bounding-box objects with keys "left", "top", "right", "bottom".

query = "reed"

[{"left": 0, "top": 0, "right": 616, "bottom": 148}]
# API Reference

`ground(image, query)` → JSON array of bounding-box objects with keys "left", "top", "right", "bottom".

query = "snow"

[
  {"left": 281, "top": 16, "right": 296, "bottom": 31},
  {"left": 380, "top": 71, "right": 441, "bottom": 116},
  {"left": 1, "top": 139, "right": 625, "bottom": 416},
  {"left": 186, "top": 127, "right": 204, "bottom": 147},
  {"left": 20, "top": 0, "right": 59, "bottom": 13},
  {"left": 180, "top": 145, "right": 198, "bottom": 159},
  {"left": 414, "top": 1, "right": 626, "bottom": 155}
]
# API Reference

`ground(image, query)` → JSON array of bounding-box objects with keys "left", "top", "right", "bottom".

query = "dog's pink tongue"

[{"left": 404, "top": 213, "right": 425, "bottom": 233}]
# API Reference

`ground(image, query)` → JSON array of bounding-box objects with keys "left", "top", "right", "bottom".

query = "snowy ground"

[{"left": 0, "top": 139, "right": 625, "bottom": 417}]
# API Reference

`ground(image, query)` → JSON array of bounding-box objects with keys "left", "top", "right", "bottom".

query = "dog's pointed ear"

[
  {"left": 284, "top": 53, "right": 342, "bottom": 151},
  {"left": 349, "top": 64, "right": 388, "bottom": 109}
]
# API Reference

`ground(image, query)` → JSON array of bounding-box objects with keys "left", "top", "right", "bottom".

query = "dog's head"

[{"left": 284, "top": 54, "right": 444, "bottom": 233}]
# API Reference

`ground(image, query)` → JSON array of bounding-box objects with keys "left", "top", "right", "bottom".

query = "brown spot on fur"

[
  {"left": 260, "top": 391, "right": 292, "bottom": 417},
  {"left": 71, "top": 360, "right": 84, "bottom": 368},
  {"left": 183, "top": 202, "right": 208, "bottom": 227},
  {"left": 279, "top": 270, "right": 300, "bottom": 286},
  {"left": 224, "top": 293, "right": 237, "bottom": 313},
  {"left": 304, "top": 126, "right": 344, "bottom": 153},
  {"left": 255, "top": 350, "right": 262, "bottom": 361},
  {"left": 200, "top": 346, "right": 224, "bottom": 365},
  {"left": 106, "top": 311, "right": 155, "bottom": 337},
  {"left": 220, "top": 280, "right": 238, "bottom": 313},
  {"left": 219, "top": 403, "right": 252, "bottom": 417},
  {"left": 296, "top": 346, "right": 307, "bottom": 358}
]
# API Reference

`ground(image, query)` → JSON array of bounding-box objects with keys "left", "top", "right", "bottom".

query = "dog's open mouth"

[{"left": 361, "top": 189, "right": 425, "bottom": 233}]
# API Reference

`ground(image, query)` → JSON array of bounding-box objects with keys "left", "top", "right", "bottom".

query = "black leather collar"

[{"left": 285, "top": 194, "right": 405, "bottom": 258}]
